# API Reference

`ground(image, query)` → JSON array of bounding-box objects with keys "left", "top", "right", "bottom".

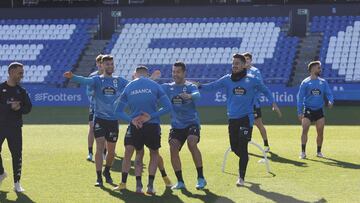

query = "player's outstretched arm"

[
  {"left": 197, "top": 75, "right": 226, "bottom": 91},
  {"left": 63, "top": 71, "right": 94, "bottom": 85}
]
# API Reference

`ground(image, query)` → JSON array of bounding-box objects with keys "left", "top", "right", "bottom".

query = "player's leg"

[
  {"left": 93, "top": 118, "right": 106, "bottom": 186},
  {"left": 254, "top": 106, "right": 270, "bottom": 152},
  {"left": 254, "top": 117, "right": 269, "bottom": 152},
  {"left": 87, "top": 120, "right": 95, "bottom": 161},
  {"left": 228, "top": 119, "right": 243, "bottom": 185},
  {"left": 6, "top": 127, "right": 24, "bottom": 192},
  {"left": 102, "top": 120, "right": 119, "bottom": 184},
  {"left": 0, "top": 128, "right": 7, "bottom": 186},
  {"left": 186, "top": 126, "right": 206, "bottom": 189},
  {"left": 134, "top": 149, "right": 144, "bottom": 193},
  {"left": 144, "top": 124, "right": 161, "bottom": 195},
  {"left": 315, "top": 117, "right": 325, "bottom": 157},
  {"left": 169, "top": 128, "right": 186, "bottom": 189},
  {"left": 157, "top": 154, "right": 172, "bottom": 187},
  {"left": 237, "top": 118, "right": 252, "bottom": 187},
  {"left": 300, "top": 117, "right": 311, "bottom": 159},
  {"left": 114, "top": 125, "right": 135, "bottom": 191}
]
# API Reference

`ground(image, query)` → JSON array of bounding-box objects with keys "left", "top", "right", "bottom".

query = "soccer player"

[
  {"left": 114, "top": 66, "right": 172, "bottom": 195},
  {"left": 197, "top": 54, "right": 281, "bottom": 186},
  {"left": 243, "top": 52, "right": 274, "bottom": 152},
  {"left": 161, "top": 61, "right": 207, "bottom": 190},
  {"left": 114, "top": 69, "right": 172, "bottom": 192},
  {"left": 86, "top": 54, "right": 105, "bottom": 161},
  {"left": 0, "top": 62, "right": 32, "bottom": 192},
  {"left": 297, "top": 61, "right": 334, "bottom": 159},
  {"left": 64, "top": 55, "right": 128, "bottom": 186}
]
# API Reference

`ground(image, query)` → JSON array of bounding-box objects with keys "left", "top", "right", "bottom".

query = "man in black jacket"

[{"left": 0, "top": 62, "right": 32, "bottom": 192}]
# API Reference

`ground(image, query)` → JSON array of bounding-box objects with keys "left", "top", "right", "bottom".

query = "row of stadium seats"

[
  {"left": 312, "top": 15, "right": 360, "bottom": 82},
  {"left": 106, "top": 16, "right": 297, "bottom": 84},
  {"left": 0, "top": 18, "right": 96, "bottom": 86}
]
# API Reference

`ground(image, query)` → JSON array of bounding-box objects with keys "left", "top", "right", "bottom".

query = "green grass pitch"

[{"left": 0, "top": 124, "right": 359, "bottom": 202}]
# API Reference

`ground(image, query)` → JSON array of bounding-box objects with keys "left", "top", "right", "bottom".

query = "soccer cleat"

[
  {"left": 102, "top": 171, "right": 113, "bottom": 183},
  {"left": 0, "top": 172, "right": 7, "bottom": 186},
  {"left": 113, "top": 182, "right": 126, "bottom": 191},
  {"left": 299, "top": 152, "right": 307, "bottom": 159},
  {"left": 264, "top": 146, "right": 270, "bottom": 153},
  {"left": 316, "top": 152, "right": 324, "bottom": 158},
  {"left": 94, "top": 179, "right": 103, "bottom": 187},
  {"left": 236, "top": 178, "right": 244, "bottom": 187},
  {"left": 162, "top": 176, "right": 172, "bottom": 187},
  {"left": 171, "top": 181, "right": 186, "bottom": 190},
  {"left": 146, "top": 186, "right": 156, "bottom": 195},
  {"left": 87, "top": 153, "right": 93, "bottom": 161},
  {"left": 14, "top": 182, "right": 25, "bottom": 192},
  {"left": 195, "top": 178, "right": 207, "bottom": 190}
]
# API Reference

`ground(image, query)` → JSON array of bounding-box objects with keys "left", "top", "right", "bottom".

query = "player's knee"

[{"left": 187, "top": 140, "right": 198, "bottom": 151}]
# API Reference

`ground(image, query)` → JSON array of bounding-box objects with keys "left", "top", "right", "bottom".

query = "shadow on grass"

[
  {"left": 0, "top": 191, "right": 35, "bottom": 203},
  {"left": 245, "top": 182, "right": 327, "bottom": 203},
  {"left": 307, "top": 157, "right": 360, "bottom": 169},
  {"left": 100, "top": 186, "right": 184, "bottom": 203},
  {"left": 181, "top": 188, "right": 235, "bottom": 203},
  {"left": 249, "top": 152, "right": 308, "bottom": 167}
]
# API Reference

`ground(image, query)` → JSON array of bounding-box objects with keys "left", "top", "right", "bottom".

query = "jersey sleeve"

[
  {"left": 189, "top": 84, "right": 201, "bottom": 101},
  {"left": 199, "top": 75, "right": 227, "bottom": 91},
  {"left": 71, "top": 75, "right": 95, "bottom": 86},
  {"left": 149, "top": 85, "right": 172, "bottom": 119},
  {"left": 114, "top": 89, "right": 131, "bottom": 122},
  {"left": 297, "top": 82, "right": 306, "bottom": 115},
  {"left": 324, "top": 80, "right": 334, "bottom": 104},
  {"left": 254, "top": 78, "right": 273, "bottom": 103}
]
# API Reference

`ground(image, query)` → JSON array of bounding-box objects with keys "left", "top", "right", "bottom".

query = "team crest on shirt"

[
  {"left": 183, "top": 87, "right": 187, "bottom": 92},
  {"left": 2, "top": 89, "right": 6, "bottom": 92},
  {"left": 103, "top": 87, "right": 116, "bottom": 96},
  {"left": 233, "top": 87, "right": 246, "bottom": 95},
  {"left": 172, "top": 95, "right": 184, "bottom": 105},
  {"left": 311, "top": 89, "right": 321, "bottom": 96}
]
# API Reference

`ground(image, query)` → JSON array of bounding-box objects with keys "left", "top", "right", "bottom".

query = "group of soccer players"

[{"left": 61, "top": 51, "right": 333, "bottom": 195}]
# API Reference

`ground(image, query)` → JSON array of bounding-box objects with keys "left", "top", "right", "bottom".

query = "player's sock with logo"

[
  {"left": 317, "top": 146, "right": 322, "bottom": 153},
  {"left": 88, "top": 147, "right": 93, "bottom": 154},
  {"left": 122, "top": 172, "right": 128, "bottom": 183},
  {"left": 263, "top": 139, "right": 269, "bottom": 147},
  {"left": 148, "top": 175, "right": 155, "bottom": 188},
  {"left": 160, "top": 169, "right": 167, "bottom": 177}
]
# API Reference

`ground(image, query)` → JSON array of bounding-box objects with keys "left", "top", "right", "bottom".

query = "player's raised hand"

[
  {"left": 150, "top": 70, "right": 161, "bottom": 80},
  {"left": 328, "top": 101, "right": 333, "bottom": 109},
  {"left": 272, "top": 103, "right": 282, "bottom": 118},
  {"left": 63, "top": 71, "right": 73, "bottom": 79}
]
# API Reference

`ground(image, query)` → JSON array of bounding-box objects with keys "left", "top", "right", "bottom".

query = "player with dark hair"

[
  {"left": 297, "top": 61, "right": 334, "bottom": 159},
  {"left": 243, "top": 52, "right": 275, "bottom": 152},
  {"left": 86, "top": 54, "right": 106, "bottom": 161},
  {"left": 0, "top": 62, "right": 32, "bottom": 192},
  {"left": 161, "top": 61, "right": 207, "bottom": 190},
  {"left": 64, "top": 55, "right": 128, "bottom": 187},
  {"left": 114, "top": 65, "right": 172, "bottom": 195},
  {"left": 197, "top": 54, "right": 281, "bottom": 186}
]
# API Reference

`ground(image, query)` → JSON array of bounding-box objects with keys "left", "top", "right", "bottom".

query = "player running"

[
  {"left": 197, "top": 54, "right": 281, "bottom": 186},
  {"left": 297, "top": 61, "right": 334, "bottom": 159},
  {"left": 64, "top": 55, "right": 128, "bottom": 187}
]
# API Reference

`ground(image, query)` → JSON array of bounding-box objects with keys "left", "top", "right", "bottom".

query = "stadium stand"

[
  {"left": 311, "top": 15, "right": 360, "bottom": 83},
  {"left": 0, "top": 18, "right": 97, "bottom": 87},
  {"left": 105, "top": 17, "right": 298, "bottom": 84}
]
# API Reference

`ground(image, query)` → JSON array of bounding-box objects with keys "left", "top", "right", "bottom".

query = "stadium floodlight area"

[
  {"left": 311, "top": 15, "right": 360, "bottom": 83},
  {"left": 0, "top": 18, "right": 97, "bottom": 86},
  {"left": 105, "top": 17, "right": 298, "bottom": 84}
]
